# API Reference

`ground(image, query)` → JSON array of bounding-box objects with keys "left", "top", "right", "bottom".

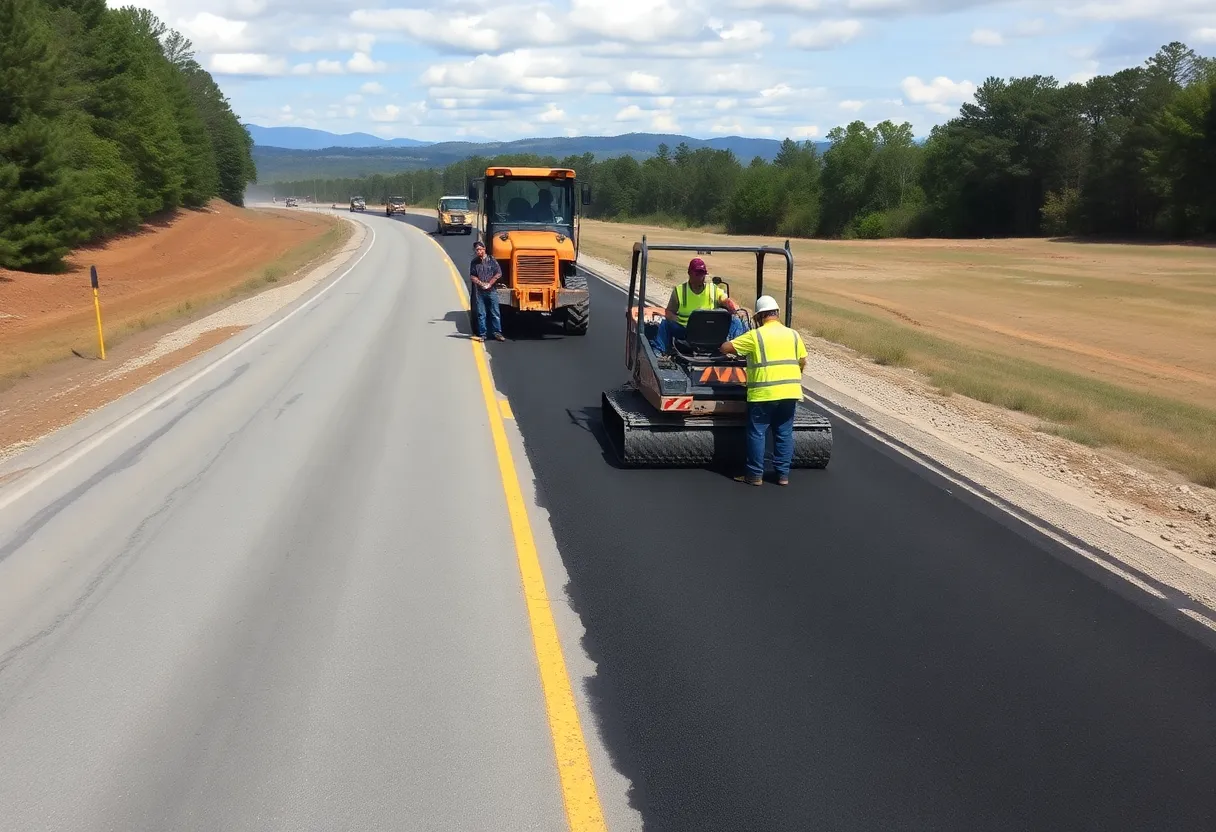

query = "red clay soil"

[{"left": 0, "top": 200, "right": 338, "bottom": 380}]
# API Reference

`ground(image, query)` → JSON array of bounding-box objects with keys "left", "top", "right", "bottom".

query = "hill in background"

[
  {"left": 244, "top": 124, "right": 433, "bottom": 150},
  {"left": 246, "top": 126, "right": 829, "bottom": 181}
]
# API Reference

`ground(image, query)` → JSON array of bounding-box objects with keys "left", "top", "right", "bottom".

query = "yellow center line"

[
  {"left": 413, "top": 225, "right": 607, "bottom": 831},
  {"left": 500, "top": 399, "right": 515, "bottom": 420}
]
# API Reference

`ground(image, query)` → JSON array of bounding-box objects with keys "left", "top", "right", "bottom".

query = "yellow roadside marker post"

[{"left": 90, "top": 265, "right": 105, "bottom": 360}]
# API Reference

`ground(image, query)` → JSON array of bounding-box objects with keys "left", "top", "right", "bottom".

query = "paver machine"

[
  {"left": 466, "top": 166, "right": 591, "bottom": 335},
  {"left": 600, "top": 237, "right": 833, "bottom": 469}
]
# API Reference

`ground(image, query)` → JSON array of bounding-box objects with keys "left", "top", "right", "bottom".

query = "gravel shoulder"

[{"left": 576, "top": 250, "right": 1216, "bottom": 642}]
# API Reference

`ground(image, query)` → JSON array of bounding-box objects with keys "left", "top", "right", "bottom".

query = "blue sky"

[{"left": 113, "top": 0, "right": 1216, "bottom": 142}]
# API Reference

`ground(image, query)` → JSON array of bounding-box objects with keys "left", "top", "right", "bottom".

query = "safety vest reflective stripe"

[
  {"left": 675, "top": 282, "right": 720, "bottom": 325},
  {"left": 746, "top": 323, "right": 804, "bottom": 401}
]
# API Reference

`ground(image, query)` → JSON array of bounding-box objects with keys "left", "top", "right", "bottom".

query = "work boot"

[
  {"left": 493, "top": 332, "right": 505, "bottom": 341},
  {"left": 733, "top": 474, "right": 762, "bottom": 486}
]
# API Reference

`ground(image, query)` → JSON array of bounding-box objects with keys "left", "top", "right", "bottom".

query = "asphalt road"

[
  {"left": 0, "top": 216, "right": 607, "bottom": 830},
  {"left": 407, "top": 212, "right": 1216, "bottom": 831}
]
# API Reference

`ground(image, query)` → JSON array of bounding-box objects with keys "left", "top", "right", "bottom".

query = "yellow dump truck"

[{"left": 466, "top": 166, "right": 592, "bottom": 335}]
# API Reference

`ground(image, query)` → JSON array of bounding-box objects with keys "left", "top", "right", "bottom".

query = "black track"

[{"left": 406, "top": 215, "right": 1216, "bottom": 831}]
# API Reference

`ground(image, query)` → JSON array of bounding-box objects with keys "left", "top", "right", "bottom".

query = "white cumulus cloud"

[
  {"left": 537, "top": 103, "right": 567, "bottom": 123},
  {"left": 347, "top": 51, "right": 387, "bottom": 73},
  {"left": 290, "top": 32, "right": 377, "bottom": 53},
  {"left": 970, "top": 28, "right": 1003, "bottom": 45},
  {"left": 900, "top": 75, "right": 976, "bottom": 105},
  {"left": 568, "top": 0, "right": 699, "bottom": 43},
  {"left": 651, "top": 111, "right": 679, "bottom": 131},
  {"left": 730, "top": 0, "right": 822, "bottom": 10},
  {"left": 422, "top": 51, "right": 581, "bottom": 96},
  {"left": 208, "top": 53, "right": 288, "bottom": 76},
  {"left": 625, "top": 71, "right": 667, "bottom": 93},
  {"left": 790, "top": 19, "right": 862, "bottom": 49}
]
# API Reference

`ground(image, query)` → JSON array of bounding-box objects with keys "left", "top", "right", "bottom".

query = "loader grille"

[{"left": 515, "top": 253, "right": 557, "bottom": 285}]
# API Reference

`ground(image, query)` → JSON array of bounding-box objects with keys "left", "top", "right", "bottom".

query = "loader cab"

[{"left": 468, "top": 168, "right": 592, "bottom": 246}]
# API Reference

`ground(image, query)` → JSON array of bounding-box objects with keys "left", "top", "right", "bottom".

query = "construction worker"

[
  {"left": 719, "top": 294, "right": 807, "bottom": 486},
  {"left": 651, "top": 257, "right": 746, "bottom": 355}
]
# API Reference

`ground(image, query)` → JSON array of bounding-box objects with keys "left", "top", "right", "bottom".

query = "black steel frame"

[{"left": 626, "top": 236, "right": 795, "bottom": 375}]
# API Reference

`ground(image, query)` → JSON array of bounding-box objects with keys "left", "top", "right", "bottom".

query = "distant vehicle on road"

[
  {"left": 349, "top": 196, "right": 366, "bottom": 212},
  {"left": 436, "top": 195, "right": 472, "bottom": 235},
  {"left": 285, "top": 197, "right": 298, "bottom": 207},
  {"left": 386, "top": 196, "right": 407, "bottom": 216}
]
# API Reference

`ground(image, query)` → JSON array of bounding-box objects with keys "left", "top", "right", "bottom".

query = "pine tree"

[{"left": 0, "top": 0, "right": 77, "bottom": 269}]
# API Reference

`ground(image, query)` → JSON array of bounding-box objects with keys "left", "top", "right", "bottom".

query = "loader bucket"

[{"left": 601, "top": 385, "right": 833, "bottom": 469}]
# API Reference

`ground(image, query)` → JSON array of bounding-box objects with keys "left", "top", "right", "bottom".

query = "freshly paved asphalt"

[
  {"left": 409, "top": 213, "right": 1216, "bottom": 831},
  {"left": 0, "top": 216, "right": 586, "bottom": 830}
]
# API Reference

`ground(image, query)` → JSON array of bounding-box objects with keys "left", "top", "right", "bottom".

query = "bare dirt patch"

[{"left": 0, "top": 199, "right": 346, "bottom": 385}]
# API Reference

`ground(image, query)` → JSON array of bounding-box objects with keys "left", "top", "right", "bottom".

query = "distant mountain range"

[
  {"left": 244, "top": 124, "right": 433, "bottom": 150},
  {"left": 245, "top": 125, "right": 829, "bottom": 182}
]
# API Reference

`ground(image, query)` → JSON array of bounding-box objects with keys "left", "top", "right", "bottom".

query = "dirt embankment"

[{"left": 0, "top": 200, "right": 355, "bottom": 457}]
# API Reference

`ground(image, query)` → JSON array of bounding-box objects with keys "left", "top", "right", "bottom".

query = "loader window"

[{"left": 484, "top": 178, "right": 574, "bottom": 234}]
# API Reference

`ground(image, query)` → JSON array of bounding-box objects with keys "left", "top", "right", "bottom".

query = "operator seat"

[
  {"left": 507, "top": 197, "right": 532, "bottom": 221},
  {"left": 674, "top": 308, "right": 733, "bottom": 357}
]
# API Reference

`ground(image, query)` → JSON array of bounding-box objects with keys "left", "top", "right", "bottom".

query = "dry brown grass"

[{"left": 577, "top": 218, "right": 1216, "bottom": 486}]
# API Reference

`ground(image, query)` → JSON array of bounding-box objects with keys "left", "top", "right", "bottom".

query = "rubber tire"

[{"left": 561, "top": 271, "right": 589, "bottom": 336}]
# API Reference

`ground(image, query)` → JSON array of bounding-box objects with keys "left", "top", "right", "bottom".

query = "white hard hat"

[{"left": 754, "top": 295, "right": 779, "bottom": 314}]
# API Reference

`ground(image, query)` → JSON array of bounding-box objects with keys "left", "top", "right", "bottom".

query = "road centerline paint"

[{"left": 416, "top": 226, "right": 607, "bottom": 831}]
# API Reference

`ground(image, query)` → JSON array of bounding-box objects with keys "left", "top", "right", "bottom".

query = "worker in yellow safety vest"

[
  {"left": 719, "top": 294, "right": 807, "bottom": 486},
  {"left": 651, "top": 257, "right": 746, "bottom": 355}
]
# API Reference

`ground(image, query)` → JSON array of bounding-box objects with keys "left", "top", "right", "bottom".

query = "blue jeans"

[
  {"left": 651, "top": 316, "right": 745, "bottom": 354},
  {"left": 473, "top": 284, "right": 501, "bottom": 337},
  {"left": 745, "top": 399, "right": 797, "bottom": 480}
]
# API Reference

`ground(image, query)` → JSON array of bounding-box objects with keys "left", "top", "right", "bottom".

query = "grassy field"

[{"left": 577, "top": 218, "right": 1216, "bottom": 487}]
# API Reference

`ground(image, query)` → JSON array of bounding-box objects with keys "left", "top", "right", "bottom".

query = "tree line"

[
  {"left": 277, "top": 42, "right": 1214, "bottom": 241},
  {"left": 0, "top": 0, "right": 257, "bottom": 271}
]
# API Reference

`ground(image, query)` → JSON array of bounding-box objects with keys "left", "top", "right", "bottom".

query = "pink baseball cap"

[{"left": 688, "top": 257, "right": 708, "bottom": 274}]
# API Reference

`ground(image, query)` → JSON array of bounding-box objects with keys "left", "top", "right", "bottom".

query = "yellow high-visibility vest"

[
  {"left": 733, "top": 320, "right": 806, "bottom": 402},
  {"left": 674, "top": 281, "right": 725, "bottom": 325}
]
